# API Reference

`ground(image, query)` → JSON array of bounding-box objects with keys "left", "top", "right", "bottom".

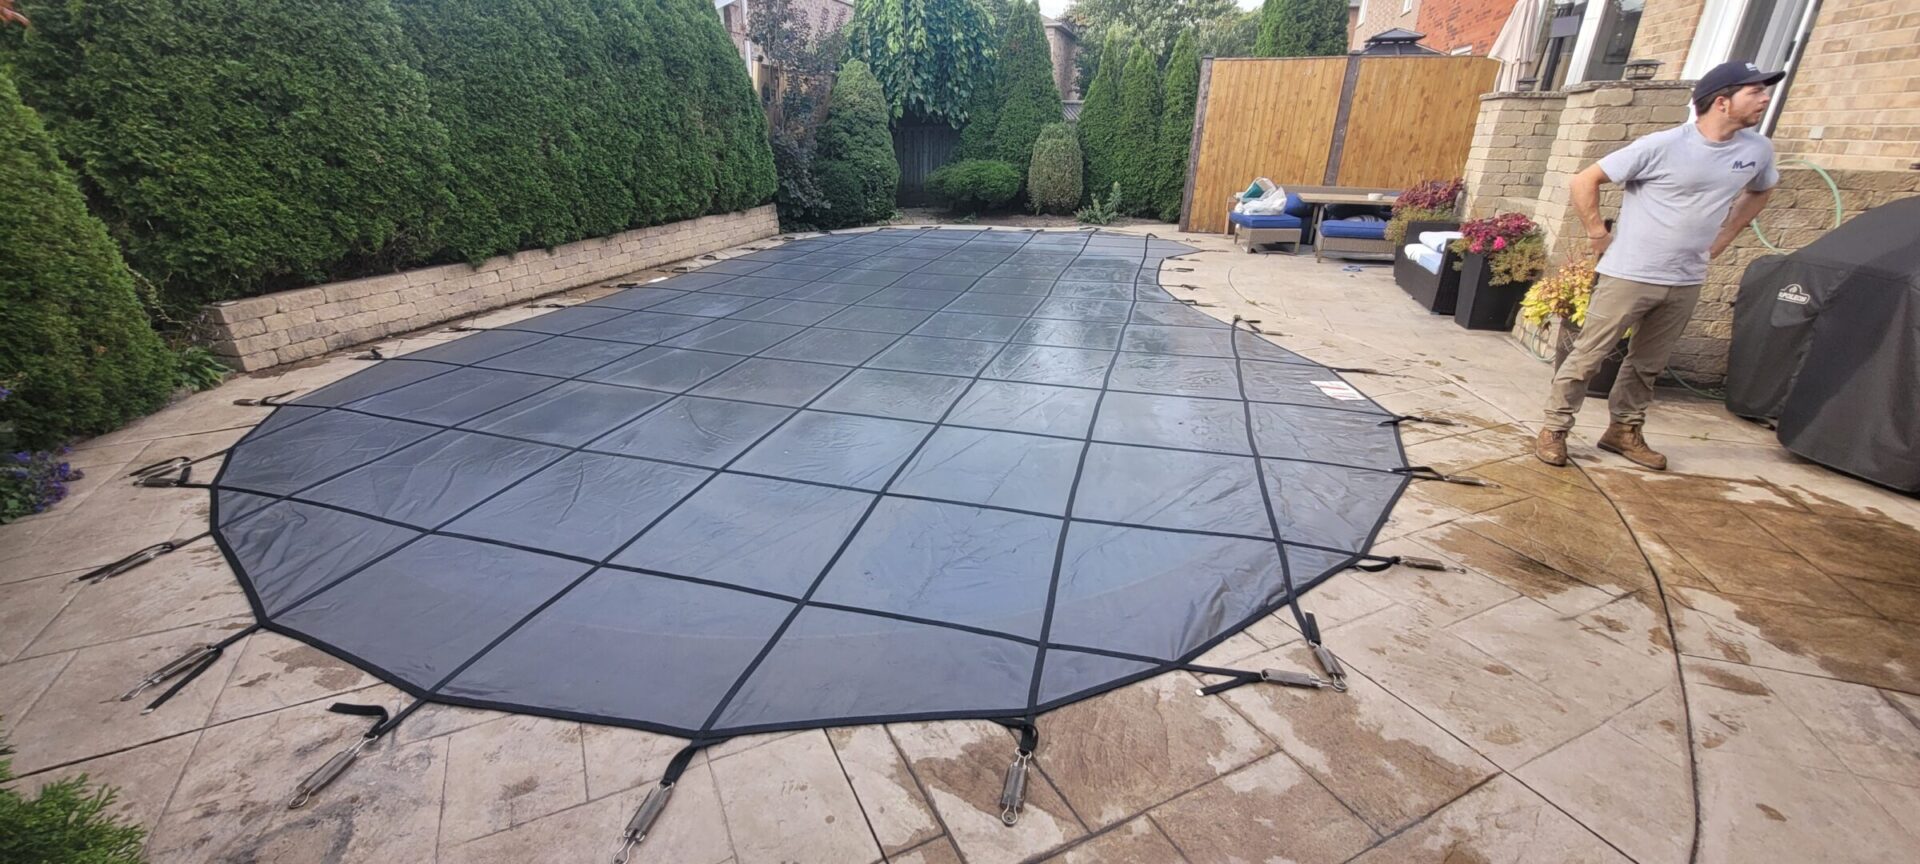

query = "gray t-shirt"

[{"left": 1595, "top": 122, "right": 1778, "bottom": 286}]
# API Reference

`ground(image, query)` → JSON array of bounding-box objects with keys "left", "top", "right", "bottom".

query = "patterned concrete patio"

[{"left": 3, "top": 226, "right": 1917, "bottom": 864}]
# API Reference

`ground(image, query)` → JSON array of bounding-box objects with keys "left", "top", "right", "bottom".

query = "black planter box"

[
  {"left": 1454, "top": 252, "right": 1532, "bottom": 331},
  {"left": 1392, "top": 220, "right": 1462, "bottom": 315}
]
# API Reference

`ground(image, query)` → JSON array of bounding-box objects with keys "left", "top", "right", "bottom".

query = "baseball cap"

[{"left": 1692, "top": 60, "right": 1785, "bottom": 106}]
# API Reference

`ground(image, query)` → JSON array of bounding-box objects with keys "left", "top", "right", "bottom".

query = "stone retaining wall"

[
  {"left": 201, "top": 205, "right": 779, "bottom": 371},
  {"left": 1462, "top": 91, "right": 1566, "bottom": 220},
  {"left": 1529, "top": 81, "right": 1693, "bottom": 260}
]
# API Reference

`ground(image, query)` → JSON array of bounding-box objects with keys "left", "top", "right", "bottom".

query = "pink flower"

[{"left": 1493, "top": 236, "right": 1507, "bottom": 251}]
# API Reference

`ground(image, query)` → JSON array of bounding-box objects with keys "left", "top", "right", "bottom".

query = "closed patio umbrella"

[{"left": 1490, "top": 0, "right": 1546, "bottom": 91}]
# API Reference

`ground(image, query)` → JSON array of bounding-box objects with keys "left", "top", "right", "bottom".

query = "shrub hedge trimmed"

[
  {"left": 6, "top": 0, "right": 454, "bottom": 311},
  {"left": 929, "top": 159, "right": 1022, "bottom": 213},
  {"left": 0, "top": 70, "right": 175, "bottom": 449},
  {"left": 1027, "top": 123, "right": 1082, "bottom": 215},
  {"left": 814, "top": 61, "right": 900, "bottom": 229},
  {"left": 957, "top": 1, "right": 1061, "bottom": 172},
  {"left": 1076, "top": 33, "right": 1128, "bottom": 202},
  {"left": 4, "top": 0, "right": 775, "bottom": 309},
  {"left": 1113, "top": 44, "right": 1162, "bottom": 216},
  {"left": 1154, "top": 30, "right": 1201, "bottom": 222}
]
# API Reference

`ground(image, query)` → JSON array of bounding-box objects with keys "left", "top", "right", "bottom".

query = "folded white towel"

[
  {"left": 1403, "top": 243, "right": 1443, "bottom": 274},
  {"left": 1417, "top": 230, "right": 1465, "bottom": 252}
]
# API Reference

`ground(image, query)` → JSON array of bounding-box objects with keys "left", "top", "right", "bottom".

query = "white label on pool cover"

[{"left": 1312, "top": 380, "right": 1367, "bottom": 401}]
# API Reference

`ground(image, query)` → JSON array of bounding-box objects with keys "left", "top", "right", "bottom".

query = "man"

[{"left": 1536, "top": 61, "right": 1782, "bottom": 471}]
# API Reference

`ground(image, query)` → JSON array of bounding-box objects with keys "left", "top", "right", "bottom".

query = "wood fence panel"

[
  {"left": 1336, "top": 56, "right": 1498, "bottom": 189},
  {"left": 894, "top": 123, "right": 961, "bottom": 207},
  {"left": 1186, "top": 58, "right": 1346, "bottom": 235}
]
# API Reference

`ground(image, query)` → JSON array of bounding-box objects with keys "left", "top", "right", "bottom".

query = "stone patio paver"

[{"left": 2, "top": 227, "right": 1917, "bottom": 863}]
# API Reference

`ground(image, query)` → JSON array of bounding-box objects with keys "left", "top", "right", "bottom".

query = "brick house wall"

[
  {"left": 1350, "top": 0, "right": 1423, "bottom": 51},
  {"left": 1629, "top": 0, "right": 1920, "bottom": 171},
  {"left": 1633, "top": 0, "right": 1708, "bottom": 78},
  {"left": 1767, "top": 0, "right": 1920, "bottom": 171},
  {"left": 1044, "top": 19, "right": 1079, "bottom": 100},
  {"left": 1415, "top": 0, "right": 1517, "bottom": 55}
]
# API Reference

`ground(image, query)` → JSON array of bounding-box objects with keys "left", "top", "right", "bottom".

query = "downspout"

[{"left": 1761, "top": 0, "right": 1824, "bottom": 136}]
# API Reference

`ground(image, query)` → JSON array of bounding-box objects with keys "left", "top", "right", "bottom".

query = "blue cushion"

[
  {"left": 1283, "top": 192, "right": 1313, "bottom": 218},
  {"left": 1229, "top": 211, "right": 1303, "bottom": 230},
  {"left": 1319, "top": 218, "right": 1387, "bottom": 240}
]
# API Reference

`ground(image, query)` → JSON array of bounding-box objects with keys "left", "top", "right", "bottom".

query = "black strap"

[
  {"left": 329, "top": 701, "right": 393, "bottom": 738},
  {"left": 143, "top": 652, "right": 221, "bottom": 712},
  {"left": 1195, "top": 670, "right": 1263, "bottom": 697},
  {"left": 141, "top": 624, "right": 261, "bottom": 712},
  {"left": 1377, "top": 414, "right": 1454, "bottom": 427},
  {"left": 1391, "top": 465, "right": 1494, "bottom": 487},
  {"left": 661, "top": 740, "right": 711, "bottom": 786},
  {"left": 233, "top": 390, "right": 297, "bottom": 407},
  {"left": 1301, "top": 611, "right": 1324, "bottom": 646},
  {"left": 75, "top": 532, "right": 211, "bottom": 583},
  {"left": 994, "top": 718, "right": 1039, "bottom": 755}
]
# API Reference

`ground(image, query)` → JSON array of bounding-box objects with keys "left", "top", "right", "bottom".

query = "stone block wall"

[
  {"left": 1676, "top": 167, "right": 1920, "bottom": 380},
  {"left": 201, "top": 205, "right": 779, "bottom": 371},
  {"left": 1531, "top": 81, "right": 1693, "bottom": 259},
  {"left": 1462, "top": 91, "right": 1567, "bottom": 219}
]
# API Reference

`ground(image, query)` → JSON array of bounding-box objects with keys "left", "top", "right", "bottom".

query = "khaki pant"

[{"left": 1543, "top": 274, "right": 1700, "bottom": 432}]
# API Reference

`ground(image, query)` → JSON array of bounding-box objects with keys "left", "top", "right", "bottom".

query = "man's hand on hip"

[{"left": 1588, "top": 229, "right": 1613, "bottom": 258}]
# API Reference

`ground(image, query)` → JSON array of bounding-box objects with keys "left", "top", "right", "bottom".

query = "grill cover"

[
  {"left": 1726, "top": 197, "right": 1920, "bottom": 491},
  {"left": 210, "top": 228, "right": 1409, "bottom": 737}
]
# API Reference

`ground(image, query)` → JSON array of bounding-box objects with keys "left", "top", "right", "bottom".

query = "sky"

[{"left": 1037, "top": 0, "right": 1265, "bottom": 18}]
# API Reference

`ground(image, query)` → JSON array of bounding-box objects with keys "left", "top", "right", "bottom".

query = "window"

[
  {"left": 1403, "top": 0, "right": 1413, "bottom": 13},
  {"left": 1579, "top": 0, "right": 1645, "bottom": 83}
]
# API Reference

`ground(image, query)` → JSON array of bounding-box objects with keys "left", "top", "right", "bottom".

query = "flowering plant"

[
  {"left": 0, "top": 385, "right": 85, "bottom": 523},
  {"left": 1392, "top": 178, "right": 1465, "bottom": 215},
  {"left": 1450, "top": 213, "right": 1546, "bottom": 286},
  {"left": 1521, "top": 256, "right": 1598, "bottom": 327},
  {"left": 1384, "top": 178, "right": 1464, "bottom": 246}
]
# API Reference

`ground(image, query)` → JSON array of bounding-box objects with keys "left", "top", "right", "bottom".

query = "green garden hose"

[{"left": 1749, "top": 158, "right": 1844, "bottom": 251}]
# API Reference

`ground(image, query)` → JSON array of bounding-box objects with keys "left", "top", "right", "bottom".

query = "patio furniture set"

[{"left": 1224, "top": 185, "right": 1401, "bottom": 260}]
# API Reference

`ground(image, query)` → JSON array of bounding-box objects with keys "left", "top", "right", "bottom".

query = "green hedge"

[
  {"left": 1154, "top": 30, "right": 1201, "bottom": 222},
  {"left": 1113, "top": 44, "right": 1162, "bottom": 216},
  {"left": 1076, "top": 33, "right": 1128, "bottom": 202},
  {"left": 1256, "top": 0, "right": 1347, "bottom": 58},
  {"left": 929, "top": 159, "right": 1021, "bottom": 213},
  {"left": 5, "top": 0, "right": 454, "bottom": 311},
  {"left": 957, "top": 0, "right": 1060, "bottom": 171},
  {"left": 0, "top": 69, "right": 175, "bottom": 449},
  {"left": 4, "top": 0, "right": 774, "bottom": 309},
  {"left": 1027, "top": 123, "right": 1082, "bottom": 215},
  {"left": 815, "top": 61, "right": 899, "bottom": 229}
]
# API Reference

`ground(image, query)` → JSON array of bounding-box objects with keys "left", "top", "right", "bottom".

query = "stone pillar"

[
  {"left": 1462, "top": 91, "right": 1567, "bottom": 219},
  {"left": 1532, "top": 80, "right": 1692, "bottom": 260}
]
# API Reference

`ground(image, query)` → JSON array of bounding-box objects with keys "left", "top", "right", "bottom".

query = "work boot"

[
  {"left": 1535, "top": 428, "right": 1569, "bottom": 467},
  {"left": 1597, "top": 423, "right": 1667, "bottom": 471}
]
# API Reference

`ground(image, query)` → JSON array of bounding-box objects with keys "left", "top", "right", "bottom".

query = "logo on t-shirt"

[
  {"left": 1733, "top": 160, "right": 1758, "bottom": 170},
  {"left": 1777, "top": 284, "right": 1810, "bottom": 305}
]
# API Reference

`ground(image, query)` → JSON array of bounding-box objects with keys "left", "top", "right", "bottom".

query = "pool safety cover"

[{"left": 210, "top": 228, "right": 1409, "bottom": 737}]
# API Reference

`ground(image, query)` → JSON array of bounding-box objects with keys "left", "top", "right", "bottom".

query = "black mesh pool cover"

[{"left": 210, "top": 228, "right": 1408, "bottom": 737}]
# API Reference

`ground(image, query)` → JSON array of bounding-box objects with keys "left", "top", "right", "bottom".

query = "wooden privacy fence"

[
  {"left": 894, "top": 122, "right": 962, "bottom": 207},
  {"left": 1180, "top": 55, "right": 1498, "bottom": 234}
]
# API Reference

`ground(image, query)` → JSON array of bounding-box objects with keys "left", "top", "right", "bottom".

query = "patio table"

[{"left": 1294, "top": 188, "right": 1400, "bottom": 261}]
